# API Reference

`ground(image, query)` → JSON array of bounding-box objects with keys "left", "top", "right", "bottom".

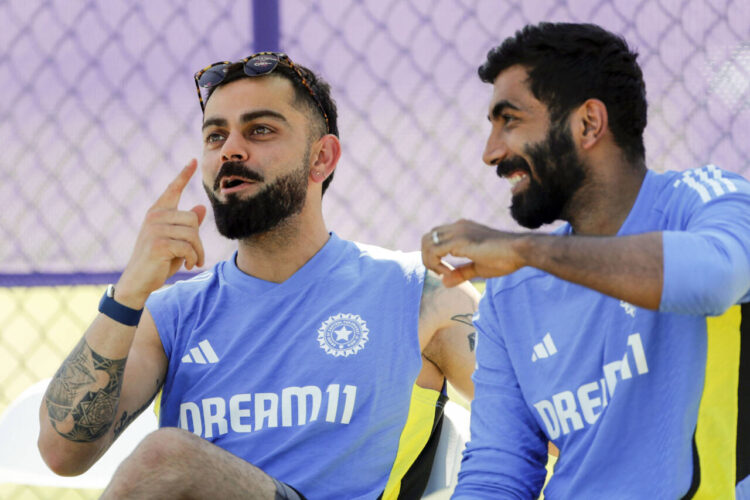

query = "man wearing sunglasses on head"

[{"left": 38, "top": 53, "right": 479, "bottom": 499}]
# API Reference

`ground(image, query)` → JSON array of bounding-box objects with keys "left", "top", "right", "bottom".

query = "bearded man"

[
  {"left": 423, "top": 22, "right": 750, "bottom": 499},
  {"left": 39, "top": 53, "right": 478, "bottom": 500}
]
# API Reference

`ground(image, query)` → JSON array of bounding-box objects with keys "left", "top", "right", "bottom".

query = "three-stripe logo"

[
  {"left": 672, "top": 164, "right": 737, "bottom": 203},
  {"left": 531, "top": 333, "right": 557, "bottom": 362},
  {"left": 181, "top": 339, "right": 220, "bottom": 364}
]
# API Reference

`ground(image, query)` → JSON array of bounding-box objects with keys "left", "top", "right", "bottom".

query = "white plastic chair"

[
  {"left": 0, "top": 378, "right": 157, "bottom": 489},
  {"left": 0, "top": 379, "right": 469, "bottom": 496},
  {"left": 422, "top": 400, "right": 471, "bottom": 498}
]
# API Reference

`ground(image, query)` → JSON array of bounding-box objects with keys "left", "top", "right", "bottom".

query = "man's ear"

[
  {"left": 310, "top": 134, "right": 341, "bottom": 184},
  {"left": 574, "top": 98, "right": 609, "bottom": 150}
]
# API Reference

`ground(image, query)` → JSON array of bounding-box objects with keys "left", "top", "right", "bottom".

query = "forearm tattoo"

[
  {"left": 451, "top": 313, "right": 476, "bottom": 352},
  {"left": 45, "top": 339, "right": 127, "bottom": 442},
  {"left": 113, "top": 385, "right": 160, "bottom": 439}
]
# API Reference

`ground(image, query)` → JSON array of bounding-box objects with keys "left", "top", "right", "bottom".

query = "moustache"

[
  {"left": 213, "top": 161, "right": 265, "bottom": 192},
  {"left": 495, "top": 156, "right": 531, "bottom": 178}
]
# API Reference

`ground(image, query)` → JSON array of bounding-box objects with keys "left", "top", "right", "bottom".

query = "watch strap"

[{"left": 98, "top": 285, "right": 143, "bottom": 326}]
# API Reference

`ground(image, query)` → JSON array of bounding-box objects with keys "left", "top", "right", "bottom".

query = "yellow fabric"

[
  {"left": 381, "top": 384, "right": 441, "bottom": 500},
  {"left": 539, "top": 452, "right": 557, "bottom": 499},
  {"left": 153, "top": 390, "right": 162, "bottom": 418},
  {"left": 693, "top": 305, "right": 741, "bottom": 499}
]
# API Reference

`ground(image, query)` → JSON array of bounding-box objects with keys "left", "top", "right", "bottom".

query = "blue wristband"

[{"left": 98, "top": 284, "right": 143, "bottom": 327}]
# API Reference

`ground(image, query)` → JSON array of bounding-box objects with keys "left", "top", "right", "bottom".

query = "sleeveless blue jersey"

[
  {"left": 146, "top": 233, "right": 427, "bottom": 499},
  {"left": 454, "top": 166, "right": 750, "bottom": 499}
]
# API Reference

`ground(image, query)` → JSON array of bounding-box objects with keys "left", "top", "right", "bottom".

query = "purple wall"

[{"left": 1, "top": 0, "right": 748, "bottom": 280}]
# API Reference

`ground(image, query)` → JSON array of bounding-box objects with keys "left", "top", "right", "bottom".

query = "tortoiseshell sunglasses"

[{"left": 194, "top": 52, "right": 330, "bottom": 133}]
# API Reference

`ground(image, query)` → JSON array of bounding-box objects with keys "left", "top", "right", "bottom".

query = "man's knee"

[
  {"left": 105, "top": 428, "right": 303, "bottom": 499},
  {"left": 106, "top": 428, "right": 200, "bottom": 495},
  {"left": 129, "top": 427, "right": 201, "bottom": 470}
]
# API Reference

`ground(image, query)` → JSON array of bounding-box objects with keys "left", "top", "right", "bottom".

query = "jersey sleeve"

[
  {"left": 660, "top": 168, "right": 750, "bottom": 315},
  {"left": 453, "top": 281, "right": 548, "bottom": 499},
  {"left": 145, "top": 284, "right": 181, "bottom": 359}
]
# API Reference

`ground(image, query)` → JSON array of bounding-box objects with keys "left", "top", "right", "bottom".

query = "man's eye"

[
  {"left": 502, "top": 114, "right": 517, "bottom": 124},
  {"left": 251, "top": 126, "right": 272, "bottom": 135},
  {"left": 205, "top": 132, "right": 224, "bottom": 143}
]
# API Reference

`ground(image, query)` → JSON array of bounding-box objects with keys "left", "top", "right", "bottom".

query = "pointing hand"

[{"left": 115, "top": 160, "right": 207, "bottom": 308}]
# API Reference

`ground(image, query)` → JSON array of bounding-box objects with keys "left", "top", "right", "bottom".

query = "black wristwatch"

[{"left": 98, "top": 284, "right": 144, "bottom": 326}]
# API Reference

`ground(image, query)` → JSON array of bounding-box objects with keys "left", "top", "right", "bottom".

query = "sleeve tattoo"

[{"left": 45, "top": 339, "right": 127, "bottom": 442}]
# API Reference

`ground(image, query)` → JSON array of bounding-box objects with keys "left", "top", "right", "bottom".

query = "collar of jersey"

[{"left": 220, "top": 232, "right": 348, "bottom": 296}]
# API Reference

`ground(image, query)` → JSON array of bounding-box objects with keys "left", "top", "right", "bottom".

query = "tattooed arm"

[
  {"left": 418, "top": 270, "right": 480, "bottom": 401},
  {"left": 38, "top": 309, "right": 167, "bottom": 476},
  {"left": 38, "top": 164, "right": 204, "bottom": 476},
  {"left": 44, "top": 338, "right": 127, "bottom": 443}
]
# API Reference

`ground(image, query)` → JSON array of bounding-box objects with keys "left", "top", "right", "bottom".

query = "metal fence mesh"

[{"left": 1, "top": 0, "right": 748, "bottom": 496}]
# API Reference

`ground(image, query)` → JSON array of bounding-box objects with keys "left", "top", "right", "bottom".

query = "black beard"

[
  {"left": 204, "top": 160, "right": 309, "bottom": 240},
  {"left": 498, "top": 120, "right": 586, "bottom": 229}
]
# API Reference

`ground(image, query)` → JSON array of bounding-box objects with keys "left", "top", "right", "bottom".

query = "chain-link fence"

[{"left": 1, "top": 0, "right": 748, "bottom": 496}]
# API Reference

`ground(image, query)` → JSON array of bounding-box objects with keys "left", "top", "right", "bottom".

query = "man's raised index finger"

[{"left": 153, "top": 159, "right": 198, "bottom": 209}]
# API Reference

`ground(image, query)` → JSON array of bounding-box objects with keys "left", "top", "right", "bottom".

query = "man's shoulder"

[
  {"left": 147, "top": 264, "right": 223, "bottom": 306},
  {"left": 351, "top": 240, "right": 420, "bottom": 261},
  {"left": 651, "top": 165, "right": 750, "bottom": 206},
  {"left": 348, "top": 240, "right": 424, "bottom": 276},
  {"left": 637, "top": 166, "right": 750, "bottom": 232}
]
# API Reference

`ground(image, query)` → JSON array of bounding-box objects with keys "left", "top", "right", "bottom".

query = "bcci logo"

[{"left": 317, "top": 313, "right": 369, "bottom": 357}]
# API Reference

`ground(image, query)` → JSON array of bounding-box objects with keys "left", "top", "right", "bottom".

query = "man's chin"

[
  {"left": 213, "top": 218, "right": 271, "bottom": 240},
  {"left": 510, "top": 199, "right": 559, "bottom": 229}
]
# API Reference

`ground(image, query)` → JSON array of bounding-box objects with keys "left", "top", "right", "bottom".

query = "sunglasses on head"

[{"left": 194, "top": 52, "right": 330, "bottom": 134}]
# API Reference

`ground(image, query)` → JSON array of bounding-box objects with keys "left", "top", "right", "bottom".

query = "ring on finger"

[{"left": 431, "top": 230, "right": 440, "bottom": 245}]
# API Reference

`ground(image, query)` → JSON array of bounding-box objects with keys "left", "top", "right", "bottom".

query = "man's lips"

[
  {"left": 213, "top": 161, "right": 265, "bottom": 193},
  {"left": 496, "top": 159, "right": 531, "bottom": 195},
  {"left": 506, "top": 170, "right": 530, "bottom": 195},
  {"left": 218, "top": 175, "right": 259, "bottom": 195}
]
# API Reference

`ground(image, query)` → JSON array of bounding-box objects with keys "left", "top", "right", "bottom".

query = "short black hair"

[
  {"left": 205, "top": 60, "right": 340, "bottom": 194},
  {"left": 479, "top": 22, "right": 647, "bottom": 163}
]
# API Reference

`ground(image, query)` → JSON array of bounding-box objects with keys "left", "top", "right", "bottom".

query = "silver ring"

[{"left": 431, "top": 230, "right": 440, "bottom": 245}]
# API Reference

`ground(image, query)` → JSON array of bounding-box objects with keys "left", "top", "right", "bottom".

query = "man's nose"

[
  {"left": 482, "top": 131, "right": 509, "bottom": 166},
  {"left": 221, "top": 132, "right": 249, "bottom": 162}
]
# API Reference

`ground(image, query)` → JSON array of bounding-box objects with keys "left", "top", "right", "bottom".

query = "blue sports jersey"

[
  {"left": 146, "top": 233, "right": 429, "bottom": 499},
  {"left": 454, "top": 166, "right": 750, "bottom": 499}
]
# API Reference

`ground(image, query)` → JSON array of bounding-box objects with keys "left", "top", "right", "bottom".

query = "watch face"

[{"left": 107, "top": 284, "right": 116, "bottom": 298}]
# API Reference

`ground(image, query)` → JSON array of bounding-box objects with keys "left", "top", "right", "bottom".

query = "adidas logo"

[
  {"left": 620, "top": 300, "right": 636, "bottom": 318},
  {"left": 531, "top": 333, "right": 557, "bottom": 362},
  {"left": 181, "top": 339, "right": 220, "bottom": 364},
  {"left": 672, "top": 165, "right": 737, "bottom": 203}
]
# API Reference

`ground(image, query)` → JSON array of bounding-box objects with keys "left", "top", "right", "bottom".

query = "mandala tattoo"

[
  {"left": 451, "top": 313, "right": 476, "bottom": 352},
  {"left": 45, "top": 339, "right": 127, "bottom": 442}
]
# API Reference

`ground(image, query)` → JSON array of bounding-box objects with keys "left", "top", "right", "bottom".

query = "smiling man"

[
  {"left": 421, "top": 23, "right": 750, "bottom": 498},
  {"left": 38, "top": 53, "right": 478, "bottom": 499}
]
